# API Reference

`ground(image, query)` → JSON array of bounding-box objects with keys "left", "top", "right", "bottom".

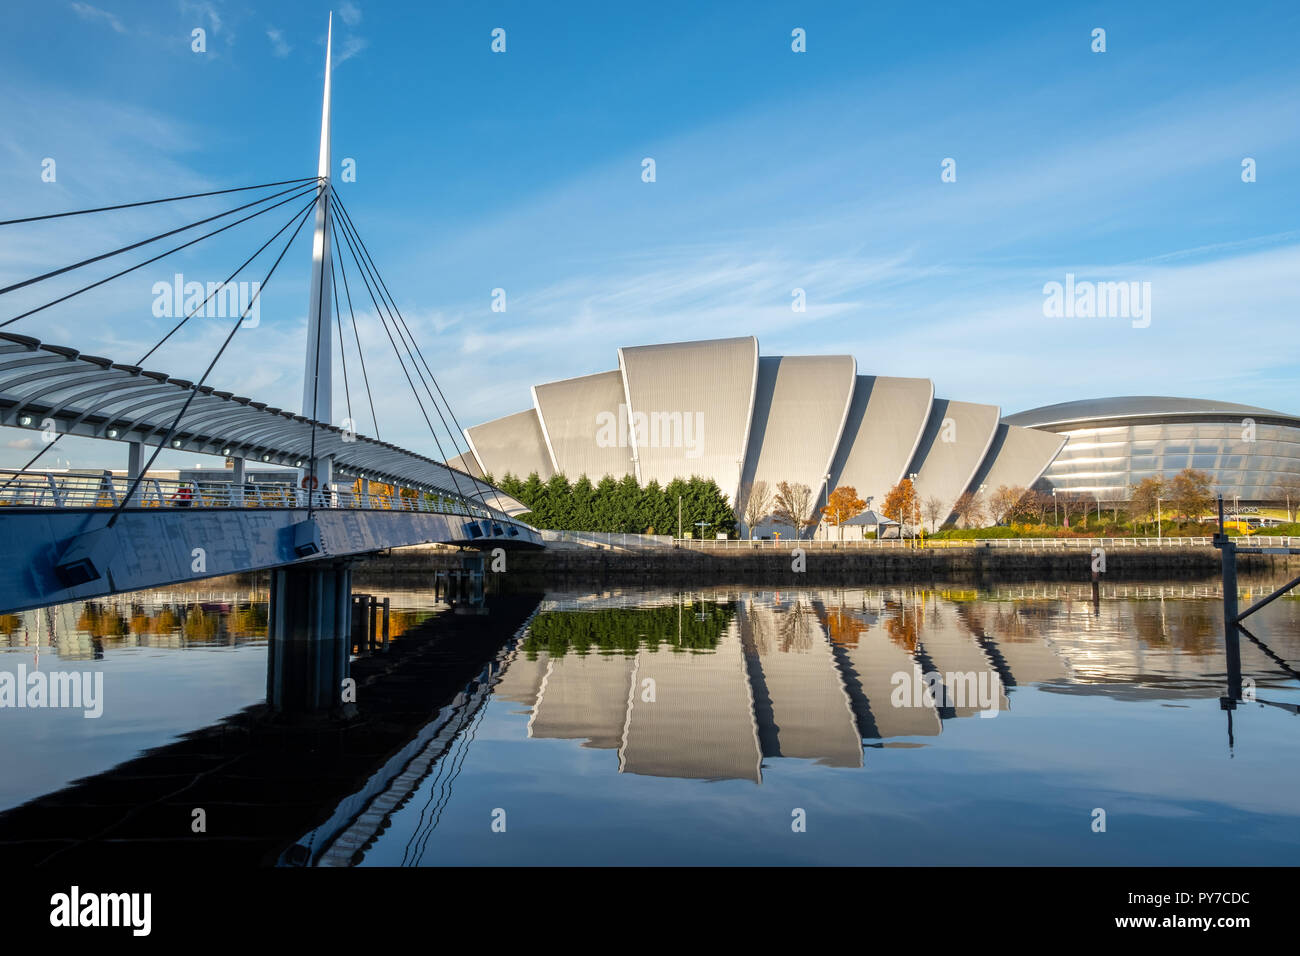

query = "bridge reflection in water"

[{"left": 0, "top": 581, "right": 1296, "bottom": 867}]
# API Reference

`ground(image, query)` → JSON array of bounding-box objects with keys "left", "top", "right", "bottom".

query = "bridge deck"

[{"left": 0, "top": 472, "right": 542, "bottom": 613}]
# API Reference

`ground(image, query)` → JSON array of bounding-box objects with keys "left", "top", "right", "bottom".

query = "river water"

[{"left": 2, "top": 579, "right": 1298, "bottom": 866}]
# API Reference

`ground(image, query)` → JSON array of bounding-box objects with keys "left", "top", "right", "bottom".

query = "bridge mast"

[{"left": 302, "top": 12, "right": 334, "bottom": 486}]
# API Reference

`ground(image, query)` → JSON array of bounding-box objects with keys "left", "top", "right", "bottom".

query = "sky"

[{"left": 0, "top": 0, "right": 1297, "bottom": 470}]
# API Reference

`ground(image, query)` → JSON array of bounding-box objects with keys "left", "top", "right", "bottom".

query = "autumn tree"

[
  {"left": 821, "top": 485, "right": 866, "bottom": 539},
  {"left": 1273, "top": 476, "right": 1300, "bottom": 522},
  {"left": 881, "top": 478, "right": 918, "bottom": 533},
  {"left": 989, "top": 485, "right": 1029, "bottom": 525},
  {"left": 1128, "top": 477, "right": 1164, "bottom": 530},
  {"left": 952, "top": 490, "right": 986, "bottom": 528},
  {"left": 771, "top": 481, "right": 815, "bottom": 538},
  {"left": 1025, "top": 488, "right": 1053, "bottom": 524},
  {"left": 1057, "top": 490, "right": 1089, "bottom": 527},
  {"left": 739, "top": 479, "right": 774, "bottom": 538},
  {"left": 1168, "top": 468, "right": 1214, "bottom": 522},
  {"left": 922, "top": 496, "right": 946, "bottom": 532}
]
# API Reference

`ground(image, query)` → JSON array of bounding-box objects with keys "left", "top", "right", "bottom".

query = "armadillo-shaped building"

[{"left": 449, "top": 336, "right": 1069, "bottom": 532}]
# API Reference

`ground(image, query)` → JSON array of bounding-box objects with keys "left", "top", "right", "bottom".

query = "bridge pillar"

[
  {"left": 266, "top": 559, "right": 353, "bottom": 716},
  {"left": 454, "top": 552, "right": 487, "bottom": 615},
  {"left": 126, "top": 441, "right": 144, "bottom": 506},
  {"left": 231, "top": 456, "right": 246, "bottom": 506}
]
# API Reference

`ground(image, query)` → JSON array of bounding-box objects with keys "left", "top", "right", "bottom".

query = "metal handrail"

[
  {"left": 666, "top": 534, "right": 1294, "bottom": 550},
  {"left": 0, "top": 468, "right": 505, "bottom": 521}
]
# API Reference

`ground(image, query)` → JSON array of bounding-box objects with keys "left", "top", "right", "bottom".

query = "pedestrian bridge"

[
  {"left": 0, "top": 16, "right": 544, "bottom": 618},
  {"left": 0, "top": 468, "right": 541, "bottom": 614}
]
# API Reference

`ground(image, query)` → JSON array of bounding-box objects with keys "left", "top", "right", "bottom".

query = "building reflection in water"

[{"left": 493, "top": 584, "right": 1300, "bottom": 784}]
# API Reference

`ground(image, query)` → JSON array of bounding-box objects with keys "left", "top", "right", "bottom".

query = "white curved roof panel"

[
  {"left": 617, "top": 336, "right": 758, "bottom": 501},
  {"left": 827, "top": 375, "right": 934, "bottom": 510},
  {"left": 531, "top": 370, "right": 633, "bottom": 480}
]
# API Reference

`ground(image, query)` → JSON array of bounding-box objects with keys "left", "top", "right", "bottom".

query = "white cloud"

[
  {"left": 338, "top": 1, "right": 361, "bottom": 27},
  {"left": 334, "top": 35, "right": 368, "bottom": 67},
  {"left": 69, "top": 2, "right": 126, "bottom": 34},
  {"left": 266, "top": 27, "right": 290, "bottom": 58},
  {"left": 179, "top": 0, "right": 228, "bottom": 44}
]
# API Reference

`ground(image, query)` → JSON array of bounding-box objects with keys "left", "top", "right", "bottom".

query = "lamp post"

[
  {"left": 1157, "top": 495, "right": 1162, "bottom": 541},
  {"left": 823, "top": 472, "right": 832, "bottom": 541},
  {"left": 910, "top": 473, "right": 923, "bottom": 547},
  {"left": 1052, "top": 487, "right": 1058, "bottom": 525},
  {"left": 908, "top": 473, "right": 918, "bottom": 544}
]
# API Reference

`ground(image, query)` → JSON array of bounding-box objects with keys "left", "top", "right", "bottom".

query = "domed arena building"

[{"left": 1003, "top": 397, "right": 1300, "bottom": 506}]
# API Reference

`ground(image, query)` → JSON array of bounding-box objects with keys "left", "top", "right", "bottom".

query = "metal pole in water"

[{"left": 1217, "top": 495, "right": 1242, "bottom": 707}]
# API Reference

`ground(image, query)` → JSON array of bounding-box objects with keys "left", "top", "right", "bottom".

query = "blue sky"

[{"left": 0, "top": 0, "right": 1297, "bottom": 469}]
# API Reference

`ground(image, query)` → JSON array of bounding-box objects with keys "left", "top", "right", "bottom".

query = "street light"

[
  {"left": 907, "top": 473, "right": 921, "bottom": 545},
  {"left": 822, "top": 472, "right": 832, "bottom": 540},
  {"left": 1052, "top": 487, "right": 1058, "bottom": 525},
  {"left": 907, "top": 473, "right": 918, "bottom": 541},
  {"left": 1157, "top": 495, "right": 1162, "bottom": 541}
]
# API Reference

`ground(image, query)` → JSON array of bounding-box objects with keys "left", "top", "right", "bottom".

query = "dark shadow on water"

[{"left": 0, "top": 592, "right": 541, "bottom": 869}]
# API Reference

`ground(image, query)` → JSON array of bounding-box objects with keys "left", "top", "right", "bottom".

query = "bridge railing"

[
  {"left": 670, "top": 534, "right": 1300, "bottom": 550},
  {"left": 539, "top": 530, "right": 676, "bottom": 550},
  {"left": 0, "top": 468, "right": 504, "bottom": 520}
]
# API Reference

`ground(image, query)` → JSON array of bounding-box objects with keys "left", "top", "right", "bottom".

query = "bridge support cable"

[
  {"left": 0, "top": 176, "right": 320, "bottom": 227},
  {"left": 106, "top": 198, "right": 319, "bottom": 528},
  {"left": 331, "top": 194, "right": 486, "bottom": 495},
  {"left": 331, "top": 194, "right": 493, "bottom": 514},
  {"left": 138, "top": 189, "right": 324, "bottom": 363},
  {"left": 328, "top": 205, "right": 481, "bottom": 513},
  {"left": 0, "top": 182, "right": 322, "bottom": 329},
  {"left": 329, "top": 216, "right": 380, "bottom": 440},
  {"left": 329, "top": 207, "right": 473, "bottom": 509},
  {"left": 0, "top": 190, "right": 323, "bottom": 494},
  {"left": 0, "top": 180, "right": 323, "bottom": 299}
]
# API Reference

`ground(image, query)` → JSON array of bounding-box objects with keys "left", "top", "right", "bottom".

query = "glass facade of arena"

[{"left": 1041, "top": 421, "right": 1300, "bottom": 502}]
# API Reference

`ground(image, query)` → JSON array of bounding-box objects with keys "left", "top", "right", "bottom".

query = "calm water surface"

[{"left": 3, "top": 581, "right": 1298, "bottom": 865}]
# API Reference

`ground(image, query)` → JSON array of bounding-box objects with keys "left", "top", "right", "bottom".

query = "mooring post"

[{"left": 1216, "top": 495, "right": 1242, "bottom": 708}]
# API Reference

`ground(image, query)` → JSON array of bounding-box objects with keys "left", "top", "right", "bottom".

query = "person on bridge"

[
  {"left": 301, "top": 474, "right": 318, "bottom": 508},
  {"left": 172, "top": 484, "right": 194, "bottom": 508}
]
